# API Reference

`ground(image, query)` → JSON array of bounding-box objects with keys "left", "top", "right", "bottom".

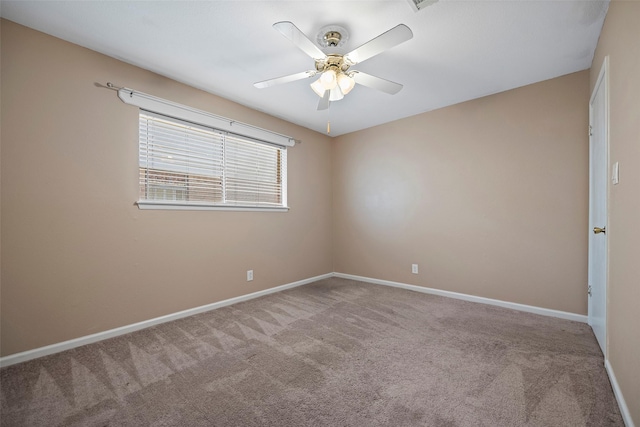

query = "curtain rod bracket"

[{"left": 106, "top": 82, "right": 127, "bottom": 93}]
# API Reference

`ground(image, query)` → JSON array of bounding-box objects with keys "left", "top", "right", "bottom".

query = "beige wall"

[
  {"left": 4, "top": 16, "right": 636, "bottom": 422},
  {"left": 590, "top": 1, "right": 640, "bottom": 424},
  {"left": 333, "top": 71, "right": 590, "bottom": 315},
  {"left": 0, "top": 20, "right": 333, "bottom": 356},
  {"left": 3, "top": 7, "right": 637, "bottom": 422}
]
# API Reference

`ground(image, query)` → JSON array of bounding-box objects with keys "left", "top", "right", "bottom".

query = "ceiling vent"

[{"left": 407, "top": 0, "right": 438, "bottom": 12}]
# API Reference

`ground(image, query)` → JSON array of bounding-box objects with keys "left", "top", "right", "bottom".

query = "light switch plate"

[{"left": 612, "top": 162, "right": 619, "bottom": 185}]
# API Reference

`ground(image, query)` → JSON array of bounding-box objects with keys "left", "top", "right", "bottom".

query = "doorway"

[{"left": 588, "top": 56, "right": 609, "bottom": 358}]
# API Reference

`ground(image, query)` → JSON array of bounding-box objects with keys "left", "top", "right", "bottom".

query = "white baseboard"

[
  {"left": 606, "top": 359, "right": 635, "bottom": 427},
  {"left": 0, "top": 273, "right": 333, "bottom": 368},
  {"left": 334, "top": 272, "right": 588, "bottom": 323},
  {"left": 0, "top": 271, "right": 592, "bottom": 368},
  {"left": 4, "top": 271, "right": 631, "bottom": 424}
]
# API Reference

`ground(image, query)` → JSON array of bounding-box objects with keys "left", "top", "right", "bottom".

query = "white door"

[{"left": 588, "top": 57, "right": 609, "bottom": 357}]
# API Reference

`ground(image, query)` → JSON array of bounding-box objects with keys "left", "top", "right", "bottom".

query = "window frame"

[{"left": 120, "top": 88, "right": 292, "bottom": 212}]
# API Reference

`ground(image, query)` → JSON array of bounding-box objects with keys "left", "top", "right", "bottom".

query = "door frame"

[{"left": 588, "top": 55, "right": 609, "bottom": 359}]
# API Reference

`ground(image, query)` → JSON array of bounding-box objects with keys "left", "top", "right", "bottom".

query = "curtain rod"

[{"left": 105, "top": 82, "right": 302, "bottom": 145}]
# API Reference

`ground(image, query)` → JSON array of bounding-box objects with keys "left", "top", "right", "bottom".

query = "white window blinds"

[{"left": 139, "top": 111, "right": 287, "bottom": 209}]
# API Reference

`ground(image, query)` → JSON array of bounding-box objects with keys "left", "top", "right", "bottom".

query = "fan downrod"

[{"left": 323, "top": 31, "right": 342, "bottom": 47}]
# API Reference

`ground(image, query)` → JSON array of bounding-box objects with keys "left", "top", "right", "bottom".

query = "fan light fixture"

[
  {"left": 320, "top": 69, "right": 337, "bottom": 89},
  {"left": 337, "top": 72, "right": 356, "bottom": 95},
  {"left": 310, "top": 78, "right": 325, "bottom": 97},
  {"left": 310, "top": 68, "right": 354, "bottom": 100},
  {"left": 329, "top": 85, "right": 344, "bottom": 101}
]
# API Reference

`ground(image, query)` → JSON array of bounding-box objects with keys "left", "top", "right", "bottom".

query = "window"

[{"left": 138, "top": 111, "right": 287, "bottom": 210}]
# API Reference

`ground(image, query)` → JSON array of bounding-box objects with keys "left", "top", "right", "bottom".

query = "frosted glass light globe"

[{"left": 320, "top": 69, "right": 337, "bottom": 90}]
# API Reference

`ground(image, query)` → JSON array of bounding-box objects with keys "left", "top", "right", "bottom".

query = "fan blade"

[
  {"left": 345, "top": 24, "right": 413, "bottom": 65},
  {"left": 317, "top": 90, "right": 330, "bottom": 110},
  {"left": 273, "top": 21, "right": 327, "bottom": 61},
  {"left": 352, "top": 71, "right": 403, "bottom": 95},
  {"left": 254, "top": 70, "right": 318, "bottom": 89}
]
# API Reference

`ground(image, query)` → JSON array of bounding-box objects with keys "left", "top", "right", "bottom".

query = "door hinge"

[
  {"left": 588, "top": 285, "right": 592, "bottom": 297},
  {"left": 589, "top": 125, "right": 593, "bottom": 137}
]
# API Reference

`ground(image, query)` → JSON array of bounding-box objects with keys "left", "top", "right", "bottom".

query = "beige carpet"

[{"left": 0, "top": 277, "right": 623, "bottom": 426}]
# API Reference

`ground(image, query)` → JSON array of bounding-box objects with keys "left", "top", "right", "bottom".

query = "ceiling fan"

[{"left": 254, "top": 22, "right": 413, "bottom": 111}]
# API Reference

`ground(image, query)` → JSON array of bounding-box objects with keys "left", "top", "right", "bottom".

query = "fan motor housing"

[{"left": 315, "top": 54, "right": 351, "bottom": 73}]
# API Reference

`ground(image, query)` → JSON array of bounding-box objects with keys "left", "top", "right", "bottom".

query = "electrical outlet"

[
  {"left": 247, "top": 270, "right": 253, "bottom": 281},
  {"left": 412, "top": 264, "right": 419, "bottom": 274}
]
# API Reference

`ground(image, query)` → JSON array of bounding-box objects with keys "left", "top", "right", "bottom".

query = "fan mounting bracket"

[{"left": 316, "top": 25, "right": 349, "bottom": 49}]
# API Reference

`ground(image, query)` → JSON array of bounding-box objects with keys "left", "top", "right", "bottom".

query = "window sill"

[{"left": 136, "top": 201, "right": 290, "bottom": 212}]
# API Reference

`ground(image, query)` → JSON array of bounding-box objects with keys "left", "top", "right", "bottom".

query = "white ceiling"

[{"left": 1, "top": 1, "right": 609, "bottom": 136}]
